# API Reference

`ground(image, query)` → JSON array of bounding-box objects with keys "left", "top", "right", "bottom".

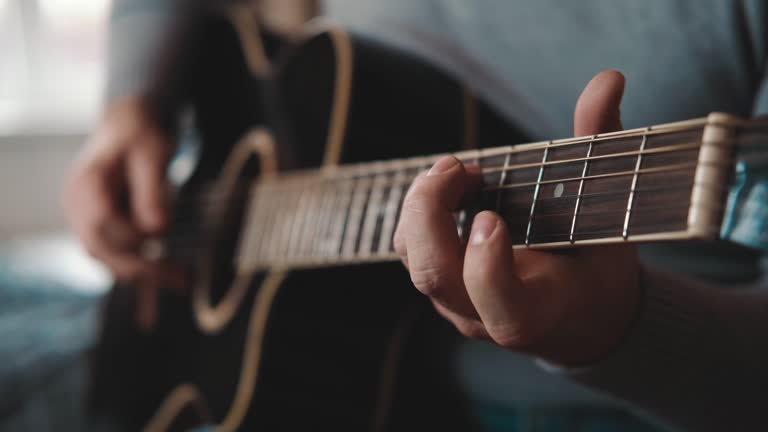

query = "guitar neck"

[{"left": 235, "top": 113, "right": 753, "bottom": 272}]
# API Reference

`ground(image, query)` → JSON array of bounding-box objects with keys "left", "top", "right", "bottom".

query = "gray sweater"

[{"left": 109, "top": 0, "right": 768, "bottom": 430}]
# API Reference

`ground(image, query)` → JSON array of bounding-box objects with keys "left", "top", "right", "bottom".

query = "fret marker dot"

[{"left": 554, "top": 183, "right": 564, "bottom": 198}]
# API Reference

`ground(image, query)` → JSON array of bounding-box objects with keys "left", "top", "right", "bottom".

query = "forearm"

[{"left": 567, "top": 268, "right": 768, "bottom": 431}]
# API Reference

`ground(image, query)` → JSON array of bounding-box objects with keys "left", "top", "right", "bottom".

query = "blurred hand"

[
  {"left": 393, "top": 71, "right": 642, "bottom": 365},
  {"left": 65, "top": 97, "right": 184, "bottom": 326}
]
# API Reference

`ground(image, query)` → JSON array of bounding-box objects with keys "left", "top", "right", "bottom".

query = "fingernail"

[
  {"left": 427, "top": 156, "right": 459, "bottom": 176},
  {"left": 471, "top": 212, "right": 498, "bottom": 245}
]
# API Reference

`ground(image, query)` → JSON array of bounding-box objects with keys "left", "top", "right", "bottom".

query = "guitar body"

[{"left": 89, "top": 8, "right": 527, "bottom": 432}]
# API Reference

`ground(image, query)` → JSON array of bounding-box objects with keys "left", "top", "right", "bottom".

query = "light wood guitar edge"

[
  {"left": 227, "top": 3, "right": 272, "bottom": 77},
  {"left": 193, "top": 128, "right": 278, "bottom": 335},
  {"left": 145, "top": 270, "right": 287, "bottom": 432}
]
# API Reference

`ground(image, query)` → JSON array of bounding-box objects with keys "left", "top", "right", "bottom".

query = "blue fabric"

[
  {"left": 722, "top": 135, "right": 768, "bottom": 251},
  {"left": 325, "top": 0, "right": 764, "bottom": 138},
  {"left": 0, "top": 256, "right": 103, "bottom": 431}
]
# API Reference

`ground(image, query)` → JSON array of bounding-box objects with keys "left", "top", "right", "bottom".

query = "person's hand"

[
  {"left": 64, "top": 97, "right": 183, "bottom": 327},
  {"left": 393, "top": 71, "right": 642, "bottom": 365}
]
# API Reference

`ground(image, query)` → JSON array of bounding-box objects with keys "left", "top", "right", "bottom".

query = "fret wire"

[
  {"left": 323, "top": 182, "right": 343, "bottom": 257},
  {"left": 187, "top": 124, "right": 709, "bottom": 209},
  {"left": 258, "top": 183, "right": 287, "bottom": 263},
  {"left": 239, "top": 159, "right": 705, "bottom": 265},
  {"left": 274, "top": 186, "right": 293, "bottom": 261},
  {"left": 324, "top": 184, "right": 343, "bottom": 256},
  {"left": 531, "top": 220, "right": 692, "bottom": 242},
  {"left": 569, "top": 138, "right": 594, "bottom": 244},
  {"left": 316, "top": 184, "right": 335, "bottom": 258},
  {"left": 370, "top": 183, "right": 390, "bottom": 254},
  {"left": 241, "top": 191, "right": 262, "bottom": 268},
  {"left": 253, "top": 184, "right": 278, "bottom": 264},
  {"left": 262, "top": 184, "right": 290, "bottom": 259},
  {"left": 236, "top": 183, "right": 265, "bottom": 268},
  {"left": 379, "top": 169, "right": 406, "bottom": 254},
  {"left": 359, "top": 171, "right": 386, "bottom": 257},
  {"left": 459, "top": 154, "right": 482, "bottom": 241},
  {"left": 495, "top": 151, "right": 512, "bottom": 211},
  {"left": 245, "top": 157, "right": 707, "bottom": 207},
  {"left": 286, "top": 183, "right": 311, "bottom": 259},
  {"left": 623, "top": 129, "right": 649, "bottom": 239},
  {"left": 311, "top": 183, "right": 336, "bottom": 260},
  {"left": 322, "top": 122, "right": 703, "bottom": 177},
  {"left": 231, "top": 131, "right": 713, "bottom": 266},
  {"left": 503, "top": 201, "right": 698, "bottom": 221},
  {"left": 321, "top": 180, "right": 345, "bottom": 257},
  {"left": 176, "top": 174, "right": 712, "bottom": 259},
  {"left": 480, "top": 142, "right": 701, "bottom": 175},
  {"left": 390, "top": 181, "right": 412, "bottom": 253},
  {"left": 298, "top": 183, "right": 322, "bottom": 258},
  {"left": 329, "top": 179, "right": 355, "bottom": 257},
  {"left": 279, "top": 181, "right": 307, "bottom": 261},
  {"left": 252, "top": 184, "right": 274, "bottom": 263},
  {"left": 319, "top": 184, "right": 339, "bottom": 258},
  {"left": 460, "top": 151, "right": 479, "bottom": 239},
  {"left": 342, "top": 177, "right": 371, "bottom": 258},
  {"left": 185, "top": 141, "right": 705, "bottom": 210},
  {"left": 490, "top": 180, "right": 705, "bottom": 206},
  {"left": 525, "top": 141, "right": 550, "bottom": 246},
  {"left": 302, "top": 184, "right": 322, "bottom": 261},
  {"left": 489, "top": 161, "right": 713, "bottom": 191},
  {"left": 308, "top": 143, "right": 707, "bottom": 194}
]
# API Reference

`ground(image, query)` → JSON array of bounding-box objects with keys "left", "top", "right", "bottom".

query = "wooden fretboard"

[{"left": 235, "top": 114, "right": 749, "bottom": 272}]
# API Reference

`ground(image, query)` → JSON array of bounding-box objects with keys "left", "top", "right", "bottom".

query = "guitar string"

[
  {"left": 501, "top": 202, "right": 696, "bottom": 221},
  {"left": 159, "top": 180, "right": 712, "bottom": 251},
  {"left": 162, "top": 159, "right": 707, "bottom": 231},
  {"left": 165, "top": 122, "right": 767, "bottom": 208},
  {"left": 147, "top": 125, "right": 764, "bottom": 253},
  {"left": 166, "top": 141, "right": 704, "bottom": 208},
  {"left": 165, "top": 179, "right": 703, "bottom": 232},
  {"left": 163, "top": 158, "right": 707, "bottom": 232}
]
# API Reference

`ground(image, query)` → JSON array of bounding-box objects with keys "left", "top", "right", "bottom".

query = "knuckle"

[
  {"left": 455, "top": 320, "right": 487, "bottom": 340},
  {"left": 486, "top": 322, "right": 535, "bottom": 350},
  {"left": 402, "top": 188, "right": 429, "bottom": 215},
  {"left": 410, "top": 265, "right": 446, "bottom": 298}
]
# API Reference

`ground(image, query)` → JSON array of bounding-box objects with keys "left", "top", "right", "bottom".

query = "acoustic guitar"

[{"left": 89, "top": 5, "right": 766, "bottom": 432}]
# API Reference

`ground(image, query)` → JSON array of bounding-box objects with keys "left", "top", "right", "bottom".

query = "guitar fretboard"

[{"left": 235, "top": 115, "right": 744, "bottom": 272}]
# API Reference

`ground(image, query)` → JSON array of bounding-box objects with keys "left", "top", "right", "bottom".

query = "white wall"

[{"left": 0, "top": 134, "right": 83, "bottom": 238}]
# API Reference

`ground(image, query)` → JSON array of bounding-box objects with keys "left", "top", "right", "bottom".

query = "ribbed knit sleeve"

[{"left": 565, "top": 268, "right": 768, "bottom": 431}]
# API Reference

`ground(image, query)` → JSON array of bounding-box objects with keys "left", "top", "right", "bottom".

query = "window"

[{"left": 0, "top": 0, "right": 109, "bottom": 136}]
